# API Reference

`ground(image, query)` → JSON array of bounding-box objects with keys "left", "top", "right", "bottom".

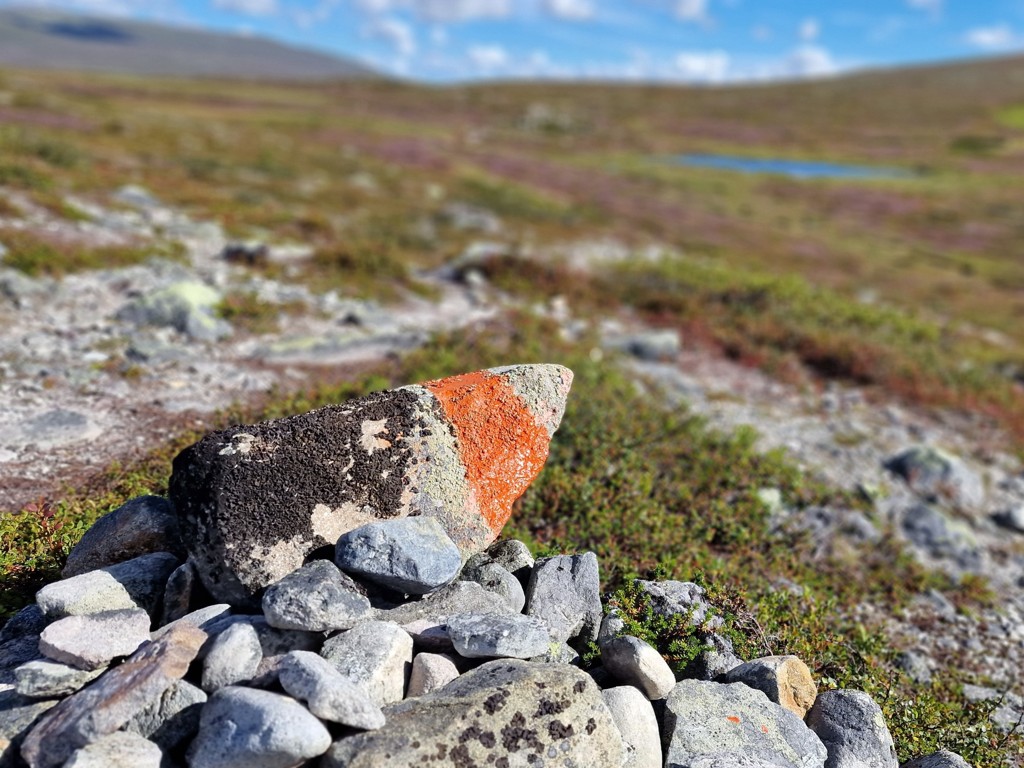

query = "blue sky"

[{"left": 5, "top": 0, "right": 1024, "bottom": 81}]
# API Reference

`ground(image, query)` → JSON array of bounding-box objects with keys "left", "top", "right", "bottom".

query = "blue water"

[{"left": 675, "top": 153, "right": 912, "bottom": 180}]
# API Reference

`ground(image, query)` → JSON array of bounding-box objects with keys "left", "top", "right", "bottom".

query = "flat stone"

[
  {"left": 62, "top": 496, "right": 183, "bottom": 578},
  {"left": 898, "top": 504, "right": 983, "bottom": 572},
  {"left": 460, "top": 561, "right": 526, "bottom": 612},
  {"left": 152, "top": 604, "right": 232, "bottom": 649},
  {"left": 124, "top": 680, "right": 207, "bottom": 752},
  {"left": 36, "top": 552, "right": 180, "bottom": 619},
  {"left": 336, "top": 516, "right": 463, "bottom": 595},
  {"left": 320, "top": 620, "right": 412, "bottom": 706},
  {"left": 201, "top": 622, "right": 262, "bottom": 692},
  {"left": 322, "top": 659, "right": 624, "bottom": 768},
  {"left": 663, "top": 680, "right": 827, "bottom": 768},
  {"left": 160, "top": 560, "right": 199, "bottom": 625},
  {"left": 530, "top": 641, "right": 582, "bottom": 665},
  {"left": 14, "top": 661, "right": 103, "bottom": 699},
  {"left": 601, "top": 635, "right": 676, "bottom": 700},
  {"left": 116, "top": 280, "right": 231, "bottom": 342},
  {"left": 187, "top": 686, "right": 331, "bottom": 768},
  {"left": 484, "top": 538, "right": 535, "bottom": 586},
  {"left": 525, "top": 552, "right": 602, "bottom": 644},
  {"left": 401, "top": 619, "right": 455, "bottom": 652},
  {"left": 805, "top": 689, "right": 898, "bottom": 768},
  {"left": 0, "top": 605, "right": 48, "bottom": 646},
  {"left": 0, "top": 636, "right": 44, "bottom": 690},
  {"left": 38, "top": 609, "right": 151, "bottom": 670},
  {"left": 63, "top": 731, "right": 162, "bottom": 768},
  {"left": 993, "top": 506, "right": 1024, "bottom": 534},
  {"left": 884, "top": 446, "right": 985, "bottom": 512},
  {"left": 724, "top": 655, "right": 818, "bottom": 718},
  {"left": 278, "top": 651, "right": 385, "bottom": 729},
  {"left": 169, "top": 365, "right": 572, "bottom": 606},
  {"left": 262, "top": 559, "right": 372, "bottom": 631},
  {"left": 902, "top": 750, "right": 972, "bottom": 768},
  {"left": 407, "top": 652, "right": 461, "bottom": 697},
  {"left": 602, "top": 685, "right": 661, "bottom": 768},
  {"left": 374, "top": 579, "right": 513, "bottom": 625},
  {"left": 0, "top": 690, "right": 56, "bottom": 768},
  {"left": 20, "top": 623, "right": 205, "bottom": 768},
  {"left": 447, "top": 612, "right": 550, "bottom": 659}
]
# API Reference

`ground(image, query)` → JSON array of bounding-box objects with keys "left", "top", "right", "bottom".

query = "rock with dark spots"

[
  {"left": 663, "top": 680, "right": 827, "bottom": 768},
  {"left": 201, "top": 622, "right": 262, "bottom": 692},
  {"left": 320, "top": 620, "right": 412, "bottom": 706},
  {"left": 884, "top": 446, "right": 985, "bottom": 511},
  {"left": 277, "top": 651, "right": 385, "bottom": 729},
  {"left": 601, "top": 635, "right": 676, "bottom": 700},
  {"left": 262, "top": 559, "right": 372, "bottom": 631},
  {"left": 14, "top": 661, "right": 103, "bottom": 699},
  {"left": 0, "top": 690, "right": 56, "bottom": 768},
  {"left": 461, "top": 561, "right": 526, "bottom": 612},
  {"left": 36, "top": 552, "right": 180, "bottom": 619},
  {"left": 602, "top": 685, "right": 661, "bottom": 768},
  {"left": 321, "top": 659, "right": 624, "bottom": 768},
  {"left": 805, "top": 689, "right": 898, "bottom": 768},
  {"left": 169, "top": 364, "right": 572, "bottom": 606},
  {"left": 38, "top": 609, "right": 151, "bottom": 670},
  {"left": 124, "top": 680, "right": 206, "bottom": 752},
  {"left": 62, "top": 731, "right": 162, "bottom": 768},
  {"left": 20, "top": 623, "right": 205, "bottom": 768},
  {"left": 407, "top": 653, "right": 461, "bottom": 697},
  {"left": 186, "top": 686, "right": 331, "bottom": 768},
  {"left": 901, "top": 750, "right": 972, "bottom": 768},
  {"left": 62, "top": 496, "right": 183, "bottom": 578},
  {"left": 525, "top": 552, "right": 602, "bottom": 644},
  {"left": 447, "top": 613, "right": 551, "bottom": 659},
  {"left": 484, "top": 538, "right": 535, "bottom": 587},
  {"left": 160, "top": 560, "right": 199, "bottom": 625},
  {"left": 336, "top": 517, "right": 463, "bottom": 595},
  {"left": 0, "top": 636, "right": 43, "bottom": 690},
  {"left": 724, "top": 655, "right": 817, "bottom": 718},
  {"left": 0, "top": 605, "right": 48, "bottom": 646},
  {"left": 374, "top": 579, "right": 514, "bottom": 625}
]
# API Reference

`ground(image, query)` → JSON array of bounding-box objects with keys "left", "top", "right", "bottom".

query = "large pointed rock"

[{"left": 170, "top": 365, "right": 572, "bottom": 605}]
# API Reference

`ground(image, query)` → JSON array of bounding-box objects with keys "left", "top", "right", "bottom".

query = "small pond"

[{"left": 675, "top": 153, "right": 912, "bottom": 180}]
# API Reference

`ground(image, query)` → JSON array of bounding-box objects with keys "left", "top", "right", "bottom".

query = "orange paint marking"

[
  {"left": 761, "top": 724, "right": 769, "bottom": 734},
  {"left": 425, "top": 370, "right": 551, "bottom": 535},
  {"left": 727, "top": 716, "right": 741, "bottom": 724}
]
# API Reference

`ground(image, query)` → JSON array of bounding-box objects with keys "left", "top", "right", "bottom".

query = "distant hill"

[{"left": 0, "top": 7, "right": 377, "bottom": 80}]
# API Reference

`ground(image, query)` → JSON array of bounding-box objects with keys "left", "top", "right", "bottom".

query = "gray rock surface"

[
  {"left": 0, "top": 605, "right": 48, "bottom": 646},
  {"left": 201, "top": 622, "right": 262, "bottom": 692},
  {"left": 373, "top": 579, "right": 514, "bottom": 625},
  {"left": 322, "top": 659, "right": 624, "bottom": 768},
  {"left": 0, "top": 690, "right": 56, "bottom": 768},
  {"left": 320, "top": 620, "right": 412, "bottom": 705},
  {"left": 20, "top": 624, "right": 205, "bottom": 768},
  {"left": 407, "top": 652, "right": 461, "bottom": 697},
  {"left": 484, "top": 538, "right": 535, "bottom": 586},
  {"left": 898, "top": 504, "right": 982, "bottom": 572},
  {"left": 36, "top": 552, "right": 180, "bottom": 619},
  {"left": 460, "top": 561, "right": 526, "bottom": 612},
  {"left": 125, "top": 679, "right": 207, "bottom": 752},
  {"left": 601, "top": 635, "right": 676, "bottom": 700},
  {"left": 13, "top": 661, "right": 103, "bottom": 699},
  {"left": 723, "top": 655, "right": 818, "bottom": 718},
  {"left": 884, "top": 446, "right": 985, "bottom": 511},
  {"left": 529, "top": 640, "right": 582, "bottom": 665},
  {"left": 805, "top": 689, "right": 898, "bottom": 768},
  {"left": 663, "top": 680, "right": 827, "bottom": 768},
  {"left": 160, "top": 560, "right": 199, "bottom": 625},
  {"left": 261, "top": 559, "right": 372, "bottom": 631},
  {"left": 277, "top": 651, "right": 385, "bottom": 729},
  {"left": 400, "top": 619, "right": 455, "bottom": 651},
  {"left": 447, "top": 612, "right": 551, "bottom": 659},
  {"left": 62, "top": 496, "right": 182, "bottom": 578},
  {"left": 117, "top": 280, "right": 231, "bottom": 342},
  {"left": 38, "top": 609, "right": 151, "bottom": 670},
  {"left": 152, "top": 604, "right": 232, "bottom": 650},
  {"left": 186, "top": 686, "right": 331, "bottom": 768},
  {"left": 525, "top": 552, "right": 602, "bottom": 644},
  {"left": 602, "top": 685, "right": 662, "bottom": 768},
  {"left": 993, "top": 505, "right": 1024, "bottom": 534},
  {"left": 62, "top": 731, "right": 162, "bottom": 768},
  {"left": 901, "top": 750, "right": 972, "bottom": 768},
  {"left": 598, "top": 609, "right": 627, "bottom": 645},
  {"left": 336, "top": 516, "right": 463, "bottom": 595}
]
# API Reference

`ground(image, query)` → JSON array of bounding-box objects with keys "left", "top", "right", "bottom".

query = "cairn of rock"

[{"left": 0, "top": 365, "right": 973, "bottom": 768}]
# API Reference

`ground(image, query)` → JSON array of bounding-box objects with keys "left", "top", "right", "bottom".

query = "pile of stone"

[{"left": 0, "top": 365, "right": 973, "bottom": 767}]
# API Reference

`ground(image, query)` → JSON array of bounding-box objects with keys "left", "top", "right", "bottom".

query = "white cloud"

[
  {"left": 293, "top": 0, "right": 339, "bottom": 29},
  {"left": 965, "top": 24, "right": 1019, "bottom": 50},
  {"left": 675, "top": 0, "right": 708, "bottom": 23},
  {"left": 799, "top": 17, "right": 819, "bottom": 42},
  {"left": 543, "top": 0, "right": 593, "bottom": 21},
  {"left": 907, "top": 0, "right": 941, "bottom": 15},
  {"left": 675, "top": 50, "right": 729, "bottom": 81},
  {"left": 213, "top": 0, "right": 277, "bottom": 16},
  {"left": 365, "top": 15, "right": 416, "bottom": 56},
  {"left": 751, "top": 24, "right": 771, "bottom": 41},
  {"left": 4, "top": 0, "right": 166, "bottom": 15},
  {"left": 785, "top": 44, "right": 837, "bottom": 77},
  {"left": 356, "top": 0, "right": 511, "bottom": 24},
  {"left": 468, "top": 44, "right": 508, "bottom": 71}
]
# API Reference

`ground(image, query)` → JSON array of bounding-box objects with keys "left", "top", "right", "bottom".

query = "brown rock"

[{"left": 723, "top": 655, "right": 817, "bottom": 718}]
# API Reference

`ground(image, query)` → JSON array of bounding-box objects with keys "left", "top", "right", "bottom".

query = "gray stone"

[
  {"left": 901, "top": 750, "right": 972, "bottom": 768},
  {"left": 993, "top": 506, "right": 1024, "bottom": 534},
  {"left": 63, "top": 731, "right": 162, "bottom": 768},
  {"left": 898, "top": 504, "right": 982, "bottom": 571},
  {"left": 407, "top": 653, "right": 461, "bottom": 697},
  {"left": 599, "top": 609, "right": 627, "bottom": 645},
  {"left": 336, "top": 516, "right": 463, "bottom": 595},
  {"left": 805, "top": 689, "right": 898, "bottom": 768},
  {"left": 0, "top": 606, "right": 47, "bottom": 646},
  {"left": 689, "top": 757, "right": 797, "bottom": 768},
  {"left": 186, "top": 686, "right": 331, "bottom": 768},
  {"left": 605, "top": 329, "right": 682, "bottom": 361},
  {"left": 461, "top": 562, "right": 526, "bottom": 612},
  {"left": 635, "top": 579, "right": 720, "bottom": 626},
  {"left": 320, "top": 620, "right": 412, "bottom": 705},
  {"left": 602, "top": 685, "right": 661, "bottom": 768},
  {"left": 723, "top": 655, "right": 817, "bottom": 718},
  {"left": 895, "top": 651, "right": 933, "bottom": 686},
  {"left": 601, "top": 635, "right": 676, "bottom": 700},
  {"left": 0, "top": 636, "right": 43, "bottom": 691},
  {"left": 125, "top": 679, "right": 206, "bottom": 752},
  {"left": 117, "top": 280, "right": 231, "bottom": 342},
  {"left": 38, "top": 609, "right": 151, "bottom": 670},
  {"left": 14, "top": 661, "right": 103, "bottom": 699},
  {"left": 525, "top": 552, "right": 602, "bottom": 644},
  {"left": 400, "top": 619, "right": 454, "bottom": 652},
  {"left": 663, "top": 680, "right": 827, "bottom": 768},
  {"left": 484, "top": 538, "right": 534, "bottom": 586},
  {"left": 529, "top": 640, "right": 582, "bottom": 665},
  {"left": 447, "top": 612, "right": 550, "bottom": 659},
  {"left": 884, "top": 446, "right": 985, "bottom": 511},
  {"left": 262, "top": 559, "right": 372, "bottom": 631},
  {"left": 20, "top": 624, "right": 205, "bottom": 768},
  {"left": 160, "top": 560, "right": 198, "bottom": 625},
  {"left": 0, "top": 690, "right": 56, "bottom": 768},
  {"left": 201, "top": 622, "right": 262, "bottom": 692},
  {"left": 152, "top": 604, "right": 232, "bottom": 649},
  {"left": 374, "top": 579, "right": 514, "bottom": 625},
  {"left": 62, "top": 496, "right": 183, "bottom": 578},
  {"left": 7, "top": 409, "right": 101, "bottom": 450},
  {"left": 278, "top": 651, "right": 385, "bottom": 729},
  {"left": 321, "top": 660, "right": 624, "bottom": 768},
  {"left": 36, "top": 552, "right": 180, "bottom": 619}
]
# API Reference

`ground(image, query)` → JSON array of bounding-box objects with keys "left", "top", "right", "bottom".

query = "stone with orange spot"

[{"left": 169, "top": 364, "right": 572, "bottom": 607}]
